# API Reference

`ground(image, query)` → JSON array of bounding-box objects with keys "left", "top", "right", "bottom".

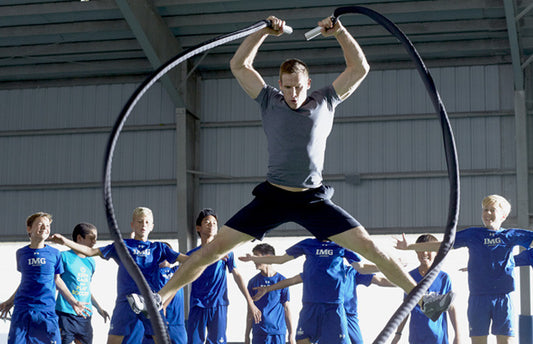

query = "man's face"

[
  {"left": 131, "top": 214, "right": 154, "bottom": 239},
  {"left": 27, "top": 216, "right": 51, "bottom": 241},
  {"left": 196, "top": 215, "right": 218, "bottom": 239},
  {"left": 78, "top": 228, "right": 97, "bottom": 248},
  {"left": 482, "top": 203, "right": 507, "bottom": 230},
  {"left": 279, "top": 72, "right": 311, "bottom": 110}
]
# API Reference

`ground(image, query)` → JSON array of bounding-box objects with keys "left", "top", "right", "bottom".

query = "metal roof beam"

[{"left": 114, "top": 0, "right": 186, "bottom": 107}]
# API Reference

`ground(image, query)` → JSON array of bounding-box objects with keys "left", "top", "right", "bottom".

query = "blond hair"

[
  {"left": 132, "top": 207, "right": 153, "bottom": 220},
  {"left": 482, "top": 195, "right": 511, "bottom": 217},
  {"left": 26, "top": 212, "right": 53, "bottom": 227}
]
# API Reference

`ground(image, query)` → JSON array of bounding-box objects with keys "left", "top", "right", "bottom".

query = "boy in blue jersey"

[
  {"left": 396, "top": 195, "right": 533, "bottom": 344},
  {"left": 0, "top": 212, "right": 90, "bottom": 344},
  {"left": 392, "top": 234, "right": 461, "bottom": 344},
  {"left": 241, "top": 238, "right": 363, "bottom": 344},
  {"left": 187, "top": 208, "right": 260, "bottom": 344},
  {"left": 245, "top": 243, "right": 296, "bottom": 344},
  {"left": 128, "top": 15, "right": 454, "bottom": 324},
  {"left": 56, "top": 222, "right": 110, "bottom": 344},
  {"left": 50, "top": 207, "right": 187, "bottom": 344}
]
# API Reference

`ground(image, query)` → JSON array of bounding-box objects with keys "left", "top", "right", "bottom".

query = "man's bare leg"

[
  {"left": 159, "top": 226, "right": 253, "bottom": 303},
  {"left": 330, "top": 225, "right": 416, "bottom": 293}
]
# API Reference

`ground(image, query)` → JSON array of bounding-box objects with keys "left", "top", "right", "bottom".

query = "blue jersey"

[
  {"left": 514, "top": 248, "right": 533, "bottom": 267},
  {"left": 247, "top": 272, "right": 290, "bottom": 336},
  {"left": 157, "top": 265, "right": 185, "bottom": 326},
  {"left": 55, "top": 250, "right": 96, "bottom": 315},
  {"left": 343, "top": 266, "right": 373, "bottom": 316},
  {"left": 454, "top": 227, "right": 533, "bottom": 294},
  {"left": 285, "top": 239, "right": 360, "bottom": 304},
  {"left": 408, "top": 268, "right": 452, "bottom": 344},
  {"left": 187, "top": 247, "right": 236, "bottom": 308},
  {"left": 15, "top": 245, "right": 63, "bottom": 310},
  {"left": 99, "top": 239, "right": 180, "bottom": 299}
]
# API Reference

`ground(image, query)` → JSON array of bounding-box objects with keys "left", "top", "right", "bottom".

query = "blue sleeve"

[
  {"left": 54, "top": 250, "right": 64, "bottom": 275},
  {"left": 161, "top": 243, "right": 180, "bottom": 264},
  {"left": 514, "top": 249, "right": 532, "bottom": 267},
  {"left": 355, "top": 273, "right": 374, "bottom": 287},
  {"left": 99, "top": 243, "right": 115, "bottom": 261},
  {"left": 343, "top": 249, "right": 361, "bottom": 264},
  {"left": 512, "top": 229, "right": 533, "bottom": 248},
  {"left": 226, "top": 252, "right": 236, "bottom": 273},
  {"left": 453, "top": 228, "right": 469, "bottom": 248},
  {"left": 280, "top": 286, "right": 290, "bottom": 303},
  {"left": 286, "top": 242, "right": 304, "bottom": 258}
]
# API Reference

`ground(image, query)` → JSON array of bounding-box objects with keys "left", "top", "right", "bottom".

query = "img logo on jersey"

[
  {"left": 484, "top": 237, "right": 502, "bottom": 246},
  {"left": 315, "top": 248, "right": 334, "bottom": 257},
  {"left": 28, "top": 257, "right": 46, "bottom": 266}
]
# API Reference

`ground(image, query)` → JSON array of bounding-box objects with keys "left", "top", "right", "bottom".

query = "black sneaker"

[
  {"left": 126, "top": 292, "right": 162, "bottom": 318},
  {"left": 421, "top": 291, "right": 456, "bottom": 321}
]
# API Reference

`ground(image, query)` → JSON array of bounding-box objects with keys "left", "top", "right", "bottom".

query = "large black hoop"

[{"left": 103, "top": 8, "right": 460, "bottom": 344}]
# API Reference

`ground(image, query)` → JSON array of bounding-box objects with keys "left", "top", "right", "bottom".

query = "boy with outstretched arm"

[
  {"left": 396, "top": 195, "right": 533, "bottom": 344},
  {"left": 50, "top": 207, "right": 187, "bottom": 344},
  {"left": 0, "top": 212, "right": 90, "bottom": 344}
]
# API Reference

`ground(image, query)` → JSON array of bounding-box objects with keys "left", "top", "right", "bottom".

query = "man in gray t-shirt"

[{"left": 128, "top": 15, "right": 455, "bottom": 329}]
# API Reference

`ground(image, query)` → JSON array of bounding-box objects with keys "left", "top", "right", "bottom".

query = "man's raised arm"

[
  {"left": 324, "top": 18, "right": 369, "bottom": 101},
  {"left": 230, "top": 16, "right": 286, "bottom": 99}
]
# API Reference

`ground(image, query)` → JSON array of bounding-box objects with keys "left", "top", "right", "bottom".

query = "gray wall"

[
  {"left": 0, "top": 63, "right": 530, "bottom": 240},
  {"left": 0, "top": 83, "right": 179, "bottom": 239}
]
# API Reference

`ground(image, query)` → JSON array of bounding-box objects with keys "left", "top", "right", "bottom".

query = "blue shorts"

[
  {"left": 8, "top": 307, "right": 61, "bottom": 344},
  {"left": 57, "top": 310, "right": 93, "bottom": 344},
  {"left": 252, "top": 333, "right": 285, "bottom": 344},
  {"left": 346, "top": 313, "right": 363, "bottom": 344},
  {"left": 296, "top": 303, "right": 350, "bottom": 344},
  {"left": 187, "top": 306, "right": 227, "bottom": 344},
  {"left": 225, "top": 182, "right": 360, "bottom": 241},
  {"left": 109, "top": 299, "right": 158, "bottom": 337},
  {"left": 468, "top": 294, "right": 516, "bottom": 337}
]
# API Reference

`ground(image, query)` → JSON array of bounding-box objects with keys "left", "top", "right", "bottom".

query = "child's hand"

[
  {"left": 98, "top": 308, "right": 110, "bottom": 323},
  {"left": 48, "top": 233, "right": 66, "bottom": 245},
  {"left": 394, "top": 233, "right": 409, "bottom": 250},
  {"left": 72, "top": 301, "right": 91, "bottom": 319},
  {"left": 0, "top": 300, "right": 13, "bottom": 319},
  {"left": 238, "top": 253, "right": 255, "bottom": 262}
]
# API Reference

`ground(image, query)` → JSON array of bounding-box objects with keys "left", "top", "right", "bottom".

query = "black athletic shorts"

[{"left": 225, "top": 181, "right": 360, "bottom": 240}]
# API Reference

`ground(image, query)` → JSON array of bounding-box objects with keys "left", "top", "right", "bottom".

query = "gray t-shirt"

[{"left": 255, "top": 84, "right": 342, "bottom": 188}]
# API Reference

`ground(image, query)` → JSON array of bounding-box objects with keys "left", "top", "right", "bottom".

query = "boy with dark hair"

[
  {"left": 56, "top": 222, "right": 110, "bottom": 344},
  {"left": 0, "top": 212, "right": 89, "bottom": 344},
  {"left": 392, "top": 234, "right": 461, "bottom": 344},
  {"left": 245, "top": 243, "right": 295, "bottom": 344},
  {"left": 186, "top": 208, "right": 260, "bottom": 344}
]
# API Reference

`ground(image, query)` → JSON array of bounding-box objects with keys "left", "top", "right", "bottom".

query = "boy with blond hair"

[
  {"left": 396, "top": 195, "right": 533, "bottom": 344},
  {"left": 50, "top": 207, "right": 187, "bottom": 344},
  {"left": 0, "top": 212, "right": 90, "bottom": 344}
]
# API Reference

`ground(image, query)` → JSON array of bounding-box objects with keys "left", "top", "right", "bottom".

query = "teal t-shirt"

[{"left": 55, "top": 249, "right": 95, "bottom": 315}]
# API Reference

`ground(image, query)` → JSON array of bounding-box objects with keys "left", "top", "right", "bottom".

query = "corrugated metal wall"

[
  {"left": 199, "top": 64, "right": 519, "bottom": 234},
  {"left": 0, "top": 83, "right": 178, "bottom": 239},
  {"left": 0, "top": 64, "right": 521, "bottom": 240}
]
